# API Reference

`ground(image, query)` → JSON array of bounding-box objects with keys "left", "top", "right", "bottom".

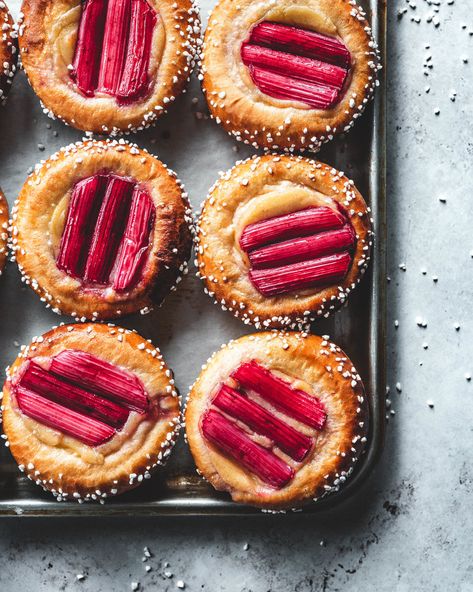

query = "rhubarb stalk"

[
  {"left": 84, "top": 175, "right": 134, "bottom": 284},
  {"left": 249, "top": 21, "right": 351, "bottom": 68},
  {"left": 16, "top": 386, "right": 115, "bottom": 446},
  {"left": 20, "top": 361, "right": 129, "bottom": 428},
  {"left": 50, "top": 349, "right": 149, "bottom": 413},
  {"left": 71, "top": 0, "right": 108, "bottom": 96},
  {"left": 249, "top": 66, "right": 340, "bottom": 110},
  {"left": 232, "top": 361, "right": 327, "bottom": 430},
  {"left": 112, "top": 187, "right": 155, "bottom": 291},
  {"left": 97, "top": 0, "right": 132, "bottom": 95},
  {"left": 202, "top": 409, "right": 294, "bottom": 488},
  {"left": 241, "top": 43, "right": 348, "bottom": 89},
  {"left": 213, "top": 385, "right": 312, "bottom": 461},
  {"left": 56, "top": 174, "right": 107, "bottom": 278},
  {"left": 248, "top": 225, "right": 355, "bottom": 269},
  {"left": 239, "top": 206, "right": 345, "bottom": 252},
  {"left": 249, "top": 251, "right": 351, "bottom": 297},
  {"left": 117, "top": 0, "right": 157, "bottom": 102}
]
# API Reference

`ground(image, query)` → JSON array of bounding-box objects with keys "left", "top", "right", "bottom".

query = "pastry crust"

[
  {"left": 10, "top": 139, "right": 193, "bottom": 320},
  {"left": 0, "top": 189, "right": 8, "bottom": 275},
  {"left": 19, "top": 0, "right": 200, "bottom": 134},
  {"left": 196, "top": 154, "right": 373, "bottom": 330},
  {"left": 2, "top": 322, "right": 181, "bottom": 502},
  {"left": 0, "top": 2, "right": 18, "bottom": 104},
  {"left": 185, "top": 331, "right": 369, "bottom": 510},
  {"left": 201, "top": 0, "right": 380, "bottom": 152}
]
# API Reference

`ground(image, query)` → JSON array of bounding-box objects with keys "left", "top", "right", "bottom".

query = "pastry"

[
  {"left": 195, "top": 154, "right": 372, "bottom": 329},
  {"left": 0, "top": 1, "right": 17, "bottom": 104},
  {"left": 0, "top": 189, "right": 8, "bottom": 275},
  {"left": 10, "top": 139, "right": 193, "bottom": 320},
  {"left": 185, "top": 331, "right": 368, "bottom": 510},
  {"left": 201, "top": 0, "right": 380, "bottom": 152},
  {"left": 2, "top": 323, "right": 181, "bottom": 502},
  {"left": 19, "top": 0, "right": 200, "bottom": 134}
]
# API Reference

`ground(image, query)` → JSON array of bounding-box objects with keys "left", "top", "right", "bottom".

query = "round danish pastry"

[
  {"left": 186, "top": 331, "right": 368, "bottom": 510},
  {"left": 0, "top": 189, "right": 8, "bottom": 276},
  {"left": 0, "top": 2, "right": 17, "bottom": 104},
  {"left": 196, "top": 154, "right": 372, "bottom": 329},
  {"left": 2, "top": 323, "right": 181, "bottom": 502},
  {"left": 10, "top": 139, "right": 193, "bottom": 320},
  {"left": 201, "top": 0, "right": 380, "bottom": 152},
  {"left": 18, "top": 0, "right": 200, "bottom": 134}
]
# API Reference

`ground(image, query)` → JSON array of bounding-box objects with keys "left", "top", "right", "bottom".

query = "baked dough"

[
  {"left": 201, "top": 0, "right": 380, "bottom": 152},
  {"left": 0, "top": 189, "right": 8, "bottom": 275},
  {"left": 0, "top": 2, "right": 17, "bottom": 104},
  {"left": 10, "top": 139, "right": 193, "bottom": 320},
  {"left": 195, "top": 154, "right": 373, "bottom": 329},
  {"left": 19, "top": 0, "right": 200, "bottom": 134},
  {"left": 2, "top": 322, "right": 181, "bottom": 502},
  {"left": 186, "top": 331, "right": 369, "bottom": 510}
]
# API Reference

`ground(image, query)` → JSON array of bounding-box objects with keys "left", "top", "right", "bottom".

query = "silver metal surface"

[{"left": 0, "top": 0, "right": 386, "bottom": 516}]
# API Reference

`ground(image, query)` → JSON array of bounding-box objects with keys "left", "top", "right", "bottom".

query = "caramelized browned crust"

[
  {"left": 0, "top": 190, "right": 8, "bottom": 274},
  {"left": 196, "top": 154, "right": 373, "bottom": 329},
  {"left": 201, "top": 0, "right": 380, "bottom": 152},
  {"left": 19, "top": 0, "right": 200, "bottom": 134},
  {"left": 0, "top": 2, "right": 18, "bottom": 104},
  {"left": 185, "top": 331, "right": 369, "bottom": 510},
  {"left": 10, "top": 139, "right": 193, "bottom": 320},
  {"left": 2, "top": 323, "right": 181, "bottom": 502}
]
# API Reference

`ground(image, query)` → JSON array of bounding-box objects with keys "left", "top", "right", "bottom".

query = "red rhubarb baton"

[
  {"left": 202, "top": 409, "right": 294, "bottom": 488},
  {"left": 16, "top": 386, "right": 115, "bottom": 446},
  {"left": 239, "top": 206, "right": 345, "bottom": 252},
  {"left": 97, "top": 0, "right": 133, "bottom": 95},
  {"left": 71, "top": 0, "right": 108, "bottom": 96},
  {"left": 213, "top": 385, "right": 312, "bottom": 462},
  {"left": 248, "top": 225, "right": 355, "bottom": 270},
  {"left": 117, "top": 0, "right": 157, "bottom": 102},
  {"left": 112, "top": 187, "right": 155, "bottom": 291},
  {"left": 20, "top": 361, "right": 129, "bottom": 428},
  {"left": 50, "top": 350, "right": 149, "bottom": 413},
  {"left": 232, "top": 361, "right": 326, "bottom": 430},
  {"left": 248, "top": 251, "right": 351, "bottom": 297},
  {"left": 249, "top": 21, "right": 351, "bottom": 68},
  {"left": 249, "top": 65, "right": 341, "bottom": 110},
  {"left": 56, "top": 174, "right": 107, "bottom": 278},
  {"left": 84, "top": 175, "right": 134, "bottom": 284},
  {"left": 241, "top": 43, "right": 348, "bottom": 89}
]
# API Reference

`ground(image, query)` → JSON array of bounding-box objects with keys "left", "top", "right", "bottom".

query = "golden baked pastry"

[
  {"left": 10, "top": 139, "right": 193, "bottom": 320},
  {"left": 186, "top": 331, "right": 368, "bottom": 510},
  {"left": 0, "top": 1, "right": 17, "bottom": 104},
  {"left": 19, "top": 0, "right": 200, "bottom": 134},
  {"left": 201, "top": 0, "right": 380, "bottom": 152},
  {"left": 195, "top": 154, "right": 372, "bottom": 329},
  {"left": 2, "top": 323, "right": 181, "bottom": 502},
  {"left": 0, "top": 189, "right": 8, "bottom": 275}
]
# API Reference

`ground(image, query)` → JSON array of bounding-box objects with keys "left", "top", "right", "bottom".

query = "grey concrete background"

[{"left": 1, "top": 0, "right": 472, "bottom": 590}]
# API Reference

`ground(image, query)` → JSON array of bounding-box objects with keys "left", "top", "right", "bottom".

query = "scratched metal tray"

[{"left": 0, "top": 0, "right": 386, "bottom": 516}]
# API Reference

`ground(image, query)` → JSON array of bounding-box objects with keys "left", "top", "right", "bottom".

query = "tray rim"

[{"left": 0, "top": 0, "right": 387, "bottom": 517}]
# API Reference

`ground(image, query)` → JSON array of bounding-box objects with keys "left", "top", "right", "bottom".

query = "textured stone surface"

[{"left": 1, "top": 1, "right": 472, "bottom": 590}]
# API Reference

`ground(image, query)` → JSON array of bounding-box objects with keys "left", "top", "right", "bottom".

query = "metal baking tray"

[{"left": 0, "top": 0, "right": 386, "bottom": 516}]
